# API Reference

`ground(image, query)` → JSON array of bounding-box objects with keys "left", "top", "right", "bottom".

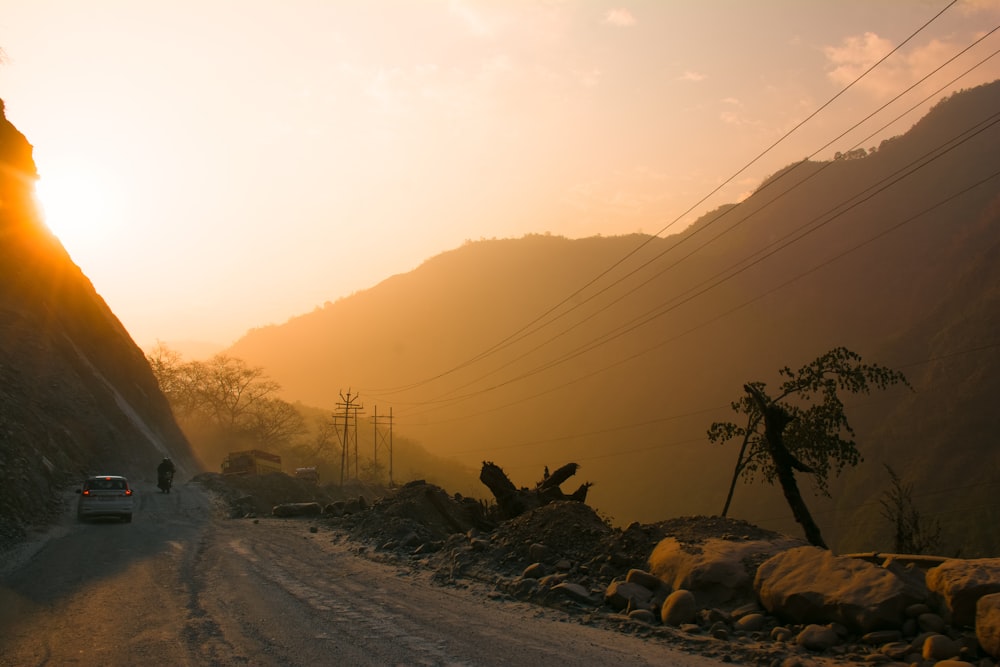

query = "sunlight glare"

[{"left": 35, "top": 157, "right": 121, "bottom": 255}]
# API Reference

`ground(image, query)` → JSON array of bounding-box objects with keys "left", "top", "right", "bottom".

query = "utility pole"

[
  {"left": 334, "top": 389, "right": 363, "bottom": 485},
  {"left": 372, "top": 406, "right": 394, "bottom": 487}
]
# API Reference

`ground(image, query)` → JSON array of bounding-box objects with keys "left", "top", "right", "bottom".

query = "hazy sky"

[{"left": 2, "top": 0, "right": 999, "bottom": 352}]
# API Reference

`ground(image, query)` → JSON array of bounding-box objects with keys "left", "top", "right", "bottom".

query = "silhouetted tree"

[
  {"left": 708, "top": 347, "right": 909, "bottom": 548},
  {"left": 879, "top": 464, "right": 942, "bottom": 554},
  {"left": 147, "top": 347, "right": 305, "bottom": 456}
]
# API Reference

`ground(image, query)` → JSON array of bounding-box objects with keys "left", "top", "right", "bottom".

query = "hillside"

[
  {"left": 0, "top": 101, "right": 197, "bottom": 543},
  {"left": 228, "top": 82, "right": 1000, "bottom": 556}
]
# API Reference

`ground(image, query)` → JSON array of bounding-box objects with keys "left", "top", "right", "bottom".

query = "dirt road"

[{"left": 0, "top": 480, "right": 725, "bottom": 666}]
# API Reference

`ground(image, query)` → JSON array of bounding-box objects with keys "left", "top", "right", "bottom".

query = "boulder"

[
  {"left": 661, "top": 589, "right": 697, "bottom": 626},
  {"left": 649, "top": 535, "right": 803, "bottom": 606},
  {"left": 754, "top": 546, "right": 926, "bottom": 633},
  {"left": 926, "top": 558, "right": 1000, "bottom": 627},
  {"left": 922, "top": 633, "right": 961, "bottom": 661},
  {"left": 978, "top": 592, "right": 1000, "bottom": 659},
  {"left": 796, "top": 624, "right": 839, "bottom": 651},
  {"left": 604, "top": 580, "right": 653, "bottom": 612},
  {"left": 625, "top": 568, "right": 665, "bottom": 592}
]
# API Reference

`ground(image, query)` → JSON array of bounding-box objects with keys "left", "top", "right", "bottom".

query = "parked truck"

[
  {"left": 294, "top": 467, "right": 319, "bottom": 483},
  {"left": 221, "top": 449, "right": 282, "bottom": 476}
]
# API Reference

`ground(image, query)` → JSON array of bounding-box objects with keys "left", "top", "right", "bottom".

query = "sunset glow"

[
  {"left": 35, "top": 156, "right": 122, "bottom": 254},
  {"left": 2, "top": 1, "right": 999, "bottom": 351}
]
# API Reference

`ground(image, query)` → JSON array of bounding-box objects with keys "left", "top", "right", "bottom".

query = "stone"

[
  {"left": 770, "top": 626, "right": 794, "bottom": 642},
  {"left": 926, "top": 558, "right": 1000, "bottom": 627},
  {"left": 551, "top": 582, "right": 597, "bottom": 605},
  {"left": 734, "top": 613, "right": 766, "bottom": 632},
  {"left": 918, "top": 612, "right": 947, "bottom": 633},
  {"left": 880, "top": 641, "right": 912, "bottom": 660},
  {"left": 271, "top": 501, "right": 322, "bottom": 517},
  {"left": 861, "top": 630, "right": 902, "bottom": 644},
  {"left": 796, "top": 624, "right": 840, "bottom": 651},
  {"left": 625, "top": 568, "right": 665, "bottom": 592},
  {"left": 628, "top": 609, "right": 657, "bottom": 624},
  {"left": 604, "top": 580, "right": 653, "bottom": 612},
  {"left": 661, "top": 589, "right": 698, "bottom": 626},
  {"left": 754, "top": 546, "right": 925, "bottom": 633},
  {"left": 977, "top": 593, "right": 1000, "bottom": 659},
  {"left": 649, "top": 535, "right": 804, "bottom": 607},
  {"left": 923, "top": 633, "right": 961, "bottom": 661},
  {"left": 522, "top": 562, "right": 546, "bottom": 579}
]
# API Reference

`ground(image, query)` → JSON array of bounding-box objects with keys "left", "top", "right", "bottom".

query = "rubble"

[{"left": 194, "top": 473, "right": 1000, "bottom": 666}]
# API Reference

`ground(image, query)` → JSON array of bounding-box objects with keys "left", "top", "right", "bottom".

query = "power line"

[
  {"left": 363, "top": 0, "right": 962, "bottom": 398},
  {"left": 393, "top": 38, "right": 1000, "bottom": 416},
  {"left": 388, "top": 116, "right": 1000, "bottom": 421}
]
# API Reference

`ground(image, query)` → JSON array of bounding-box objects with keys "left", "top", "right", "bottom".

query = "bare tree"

[{"left": 879, "top": 464, "right": 942, "bottom": 554}]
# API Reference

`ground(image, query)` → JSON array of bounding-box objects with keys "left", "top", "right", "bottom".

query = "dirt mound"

[
  {"left": 335, "top": 480, "right": 489, "bottom": 548},
  {"left": 491, "top": 500, "right": 612, "bottom": 563}
]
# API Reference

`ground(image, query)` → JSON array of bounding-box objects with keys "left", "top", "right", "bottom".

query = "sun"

[{"left": 34, "top": 156, "right": 122, "bottom": 256}]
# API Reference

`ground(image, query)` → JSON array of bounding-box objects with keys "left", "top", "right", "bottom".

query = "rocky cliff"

[{"left": 0, "top": 100, "right": 196, "bottom": 543}]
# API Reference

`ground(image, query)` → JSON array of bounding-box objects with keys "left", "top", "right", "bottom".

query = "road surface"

[{"left": 0, "top": 479, "right": 727, "bottom": 666}]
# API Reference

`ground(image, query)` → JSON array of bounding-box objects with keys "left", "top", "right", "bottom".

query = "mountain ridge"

[{"left": 228, "top": 81, "right": 1000, "bottom": 555}]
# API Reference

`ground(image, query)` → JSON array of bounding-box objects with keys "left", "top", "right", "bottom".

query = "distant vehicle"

[
  {"left": 76, "top": 475, "right": 134, "bottom": 523},
  {"left": 157, "top": 470, "right": 173, "bottom": 493},
  {"left": 294, "top": 467, "right": 319, "bottom": 483},
  {"left": 221, "top": 449, "right": 282, "bottom": 476}
]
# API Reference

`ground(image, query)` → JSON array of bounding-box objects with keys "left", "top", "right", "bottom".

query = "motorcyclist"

[{"left": 157, "top": 456, "right": 176, "bottom": 493}]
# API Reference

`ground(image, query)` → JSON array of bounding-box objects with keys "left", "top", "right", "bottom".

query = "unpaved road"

[{"left": 0, "top": 479, "right": 726, "bottom": 666}]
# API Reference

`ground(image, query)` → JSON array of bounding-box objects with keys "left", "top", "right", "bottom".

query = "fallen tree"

[{"left": 479, "top": 461, "right": 592, "bottom": 520}]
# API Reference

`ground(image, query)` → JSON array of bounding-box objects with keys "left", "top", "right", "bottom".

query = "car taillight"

[
  {"left": 82, "top": 489, "right": 91, "bottom": 496},
  {"left": 125, "top": 489, "right": 133, "bottom": 496}
]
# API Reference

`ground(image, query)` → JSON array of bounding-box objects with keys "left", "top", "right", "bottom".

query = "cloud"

[
  {"left": 824, "top": 32, "right": 894, "bottom": 85},
  {"left": 604, "top": 9, "right": 636, "bottom": 27},
  {"left": 823, "top": 31, "right": 908, "bottom": 97},
  {"left": 823, "top": 27, "right": 1000, "bottom": 99},
  {"left": 677, "top": 70, "right": 706, "bottom": 82}
]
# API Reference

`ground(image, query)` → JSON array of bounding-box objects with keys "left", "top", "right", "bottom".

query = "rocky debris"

[
  {"left": 331, "top": 480, "right": 491, "bottom": 550},
  {"left": 977, "top": 593, "right": 1000, "bottom": 659},
  {"left": 479, "top": 461, "right": 592, "bottom": 521},
  {"left": 196, "top": 473, "right": 1000, "bottom": 666},
  {"left": 926, "top": 558, "right": 1000, "bottom": 626},
  {"left": 754, "top": 545, "right": 926, "bottom": 633},
  {"left": 649, "top": 534, "right": 806, "bottom": 607}
]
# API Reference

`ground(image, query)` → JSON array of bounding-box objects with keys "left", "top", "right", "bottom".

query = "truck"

[
  {"left": 221, "top": 449, "right": 282, "bottom": 476},
  {"left": 294, "top": 467, "right": 319, "bottom": 483}
]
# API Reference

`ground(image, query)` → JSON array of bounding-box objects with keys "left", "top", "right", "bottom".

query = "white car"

[{"left": 76, "top": 475, "right": 134, "bottom": 523}]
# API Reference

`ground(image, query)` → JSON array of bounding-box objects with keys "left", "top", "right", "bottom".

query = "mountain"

[
  {"left": 228, "top": 81, "right": 1000, "bottom": 556},
  {"left": 0, "top": 101, "right": 196, "bottom": 543}
]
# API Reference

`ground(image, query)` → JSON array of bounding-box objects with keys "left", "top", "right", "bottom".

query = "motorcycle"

[{"left": 157, "top": 470, "right": 174, "bottom": 494}]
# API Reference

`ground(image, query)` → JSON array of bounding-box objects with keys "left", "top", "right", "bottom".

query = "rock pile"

[{"left": 198, "top": 475, "right": 1000, "bottom": 666}]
